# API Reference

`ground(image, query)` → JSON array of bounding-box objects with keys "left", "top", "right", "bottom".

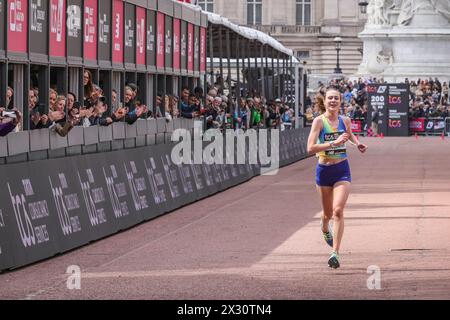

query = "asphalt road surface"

[{"left": 1, "top": 137, "right": 449, "bottom": 300}]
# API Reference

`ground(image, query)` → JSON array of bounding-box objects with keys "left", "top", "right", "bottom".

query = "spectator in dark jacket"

[
  {"left": 123, "top": 86, "right": 148, "bottom": 125},
  {"left": 89, "top": 97, "right": 113, "bottom": 126},
  {"left": 412, "top": 103, "right": 425, "bottom": 118},
  {"left": 154, "top": 92, "right": 163, "bottom": 118},
  {"left": 124, "top": 86, "right": 138, "bottom": 124},
  {"left": 181, "top": 94, "right": 198, "bottom": 119},
  {"left": 353, "top": 106, "right": 363, "bottom": 119}
]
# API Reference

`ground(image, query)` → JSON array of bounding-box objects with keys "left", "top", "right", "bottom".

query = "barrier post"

[{"left": 445, "top": 117, "right": 450, "bottom": 137}]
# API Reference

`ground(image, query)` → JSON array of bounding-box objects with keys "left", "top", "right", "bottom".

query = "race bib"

[{"left": 324, "top": 131, "right": 346, "bottom": 156}]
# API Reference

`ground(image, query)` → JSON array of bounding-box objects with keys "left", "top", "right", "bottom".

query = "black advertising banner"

[
  {"left": 189, "top": 149, "right": 208, "bottom": 201},
  {"left": 98, "top": 0, "right": 112, "bottom": 63},
  {"left": 177, "top": 164, "right": 197, "bottom": 205},
  {"left": 386, "top": 84, "right": 409, "bottom": 137},
  {"left": 0, "top": 204, "right": 13, "bottom": 270},
  {"left": 194, "top": 25, "right": 199, "bottom": 73},
  {"left": 0, "top": 129, "right": 311, "bottom": 271},
  {"left": 0, "top": 0, "right": 5, "bottom": 53},
  {"left": 2, "top": 165, "right": 59, "bottom": 270},
  {"left": 46, "top": 161, "right": 118, "bottom": 253},
  {"left": 165, "top": 15, "right": 173, "bottom": 70},
  {"left": 156, "top": 12, "right": 164, "bottom": 69},
  {"left": 29, "top": 0, "right": 48, "bottom": 56},
  {"left": 124, "top": 2, "right": 136, "bottom": 65},
  {"left": 367, "top": 84, "right": 388, "bottom": 136},
  {"left": 142, "top": 147, "right": 170, "bottom": 217},
  {"left": 160, "top": 152, "right": 185, "bottom": 211},
  {"left": 173, "top": 18, "right": 180, "bottom": 70},
  {"left": 146, "top": 9, "right": 156, "bottom": 68},
  {"left": 180, "top": 20, "right": 187, "bottom": 71},
  {"left": 67, "top": 0, "right": 83, "bottom": 60},
  {"left": 367, "top": 83, "right": 409, "bottom": 137}
]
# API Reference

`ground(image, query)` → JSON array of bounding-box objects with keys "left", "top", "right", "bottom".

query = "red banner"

[
  {"left": 7, "top": 0, "right": 28, "bottom": 53},
  {"left": 173, "top": 18, "right": 181, "bottom": 70},
  {"left": 156, "top": 12, "right": 165, "bottom": 68},
  {"left": 49, "top": 0, "right": 66, "bottom": 57},
  {"left": 112, "top": 0, "right": 124, "bottom": 63},
  {"left": 200, "top": 27, "right": 206, "bottom": 72},
  {"left": 351, "top": 119, "right": 363, "bottom": 133},
  {"left": 136, "top": 7, "right": 146, "bottom": 65},
  {"left": 187, "top": 23, "right": 194, "bottom": 71},
  {"left": 84, "top": 0, "right": 97, "bottom": 61},
  {"left": 410, "top": 118, "right": 425, "bottom": 132}
]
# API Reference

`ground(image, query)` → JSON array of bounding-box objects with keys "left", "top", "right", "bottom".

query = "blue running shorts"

[{"left": 316, "top": 160, "right": 352, "bottom": 187}]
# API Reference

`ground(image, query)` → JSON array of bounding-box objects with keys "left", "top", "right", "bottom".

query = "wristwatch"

[{"left": 329, "top": 141, "right": 335, "bottom": 148}]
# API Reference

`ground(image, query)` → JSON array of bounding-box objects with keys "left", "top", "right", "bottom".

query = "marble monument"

[{"left": 357, "top": 0, "right": 450, "bottom": 81}]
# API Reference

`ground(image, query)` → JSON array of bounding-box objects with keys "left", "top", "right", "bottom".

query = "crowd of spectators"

[
  {"left": 306, "top": 77, "right": 371, "bottom": 124},
  {"left": 27, "top": 70, "right": 155, "bottom": 137},
  {"left": 4, "top": 72, "right": 450, "bottom": 138},
  {"left": 406, "top": 78, "right": 450, "bottom": 119},
  {"left": 1, "top": 86, "right": 22, "bottom": 136},
  {"left": 307, "top": 76, "right": 450, "bottom": 128},
  {"left": 179, "top": 83, "right": 297, "bottom": 131},
  {"left": 2, "top": 70, "right": 298, "bottom": 138}
]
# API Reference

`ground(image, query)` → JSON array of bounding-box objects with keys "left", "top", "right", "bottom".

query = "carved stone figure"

[
  {"left": 367, "top": 44, "right": 394, "bottom": 74},
  {"left": 393, "top": 0, "right": 450, "bottom": 25},
  {"left": 431, "top": 0, "right": 450, "bottom": 21},
  {"left": 359, "top": 0, "right": 450, "bottom": 80},
  {"left": 367, "top": 0, "right": 390, "bottom": 26}
]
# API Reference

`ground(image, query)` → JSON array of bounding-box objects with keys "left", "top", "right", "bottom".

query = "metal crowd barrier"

[
  {"left": 425, "top": 117, "right": 446, "bottom": 136},
  {"left": 445, "top": 118, "right": 450, "bottom": 137},
  {"left": 409, "top": 117, "right": 449, "bottom": 136},
  {"left": 0, "top": 118, "right": 195, "bottom": 164}
]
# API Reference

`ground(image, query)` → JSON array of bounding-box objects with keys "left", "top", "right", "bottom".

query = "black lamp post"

[
  {"left": 334, "top": 37, "right": 342, "bottom": 74},
  {"left": 358, "top": 1, "right": 369, "bottom": 14}
]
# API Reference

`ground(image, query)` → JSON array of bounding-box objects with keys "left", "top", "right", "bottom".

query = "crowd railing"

[
  {"left": 409, "top": 117, "right": 446, "bottom": 136},
  {"left": 0, "top": 118, "right": 195, "bottom": 164}
]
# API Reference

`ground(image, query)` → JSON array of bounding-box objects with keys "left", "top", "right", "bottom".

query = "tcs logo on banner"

[
  {"left": 389, "top": 120, "right": 402, "bottom": 128},
  {"left": 389, "top": 96, "right": 402, "bottom": 104}
]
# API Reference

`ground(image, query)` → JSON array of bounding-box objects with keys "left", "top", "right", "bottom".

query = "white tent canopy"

[{"left": 179, "top": 2, "right": 297, "bottom": 61}]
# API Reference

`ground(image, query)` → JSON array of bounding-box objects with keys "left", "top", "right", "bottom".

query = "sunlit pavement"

[{"left": 1, "top": 137, "right": 450, "bottom": 300}]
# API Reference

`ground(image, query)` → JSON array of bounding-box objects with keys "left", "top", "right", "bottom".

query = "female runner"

[{"left": 307, "top": 87, "right": 368, "bottom": 269}]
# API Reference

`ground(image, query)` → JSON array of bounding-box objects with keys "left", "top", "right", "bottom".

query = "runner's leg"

[
  {"left": 317, "top": 186, "right": 334, "bottom": 233},
  {"left": 332, "top": 181, "right": 351, "bottom": 253}
]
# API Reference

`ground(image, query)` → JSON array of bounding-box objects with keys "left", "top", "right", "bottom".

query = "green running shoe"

[
  {"left": 323, "top": 231, "right": 333, "bottom": 248},
  {"left": 320, "top": 220, "right": 333, "bottom": 248},
  {"left": 328, "top": 252, "right": 340, "bottom": 269}
]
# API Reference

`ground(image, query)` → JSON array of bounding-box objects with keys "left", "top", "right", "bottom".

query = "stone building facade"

[{"left": 198, "top": 0, "right": 367, "bottom": 77}]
